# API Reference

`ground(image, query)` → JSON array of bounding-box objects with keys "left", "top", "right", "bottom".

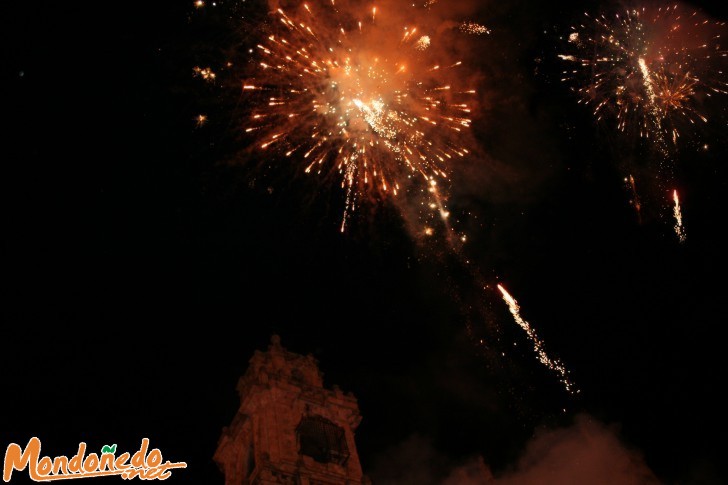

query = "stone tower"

[{"left": 214, "top": 335, "right": 367, "bottom": 485}]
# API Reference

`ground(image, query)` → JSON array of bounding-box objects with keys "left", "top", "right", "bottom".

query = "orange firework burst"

[
  {"left": 238, "top": 0, "right": 478, "bottom": 231},
  {"left": 560, "top": 5, "right": 727, "bottom": 146}
]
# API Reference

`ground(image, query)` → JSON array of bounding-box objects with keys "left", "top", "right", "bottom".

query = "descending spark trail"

[
  {"left": 497, "top": 284, "right": 578, "bottom": 394},
  {"left": 638, "top": 57, "right": 668, "bottom": 155},
  {"left": 673, "top": 189, "right": 686, "bottom": 243},
  {"left": 239, "top": 0, "right": 477, "bottom": 232},
  {"left": 626, "top": 174, "right": 643, "bottom": 224}
]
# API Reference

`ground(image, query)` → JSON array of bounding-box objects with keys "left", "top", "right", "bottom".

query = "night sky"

[{"left": 4, "top": 0, "right": 728, "bottom": 483}]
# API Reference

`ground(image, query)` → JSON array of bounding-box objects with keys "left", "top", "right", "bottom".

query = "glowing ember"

[{"left": 193, "top": 66, "right": 216, "bottom": 82}]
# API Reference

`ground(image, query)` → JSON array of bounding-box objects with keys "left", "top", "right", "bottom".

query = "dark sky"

[{"left": 4, "top": 0, "right": 728, "bottom": 483}]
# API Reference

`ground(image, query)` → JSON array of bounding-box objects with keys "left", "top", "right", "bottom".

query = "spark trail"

[
  {"left": 672, "top": 189, "right": 686, "bottom": 242},
  {"left": 497, "top": 284, "right": 578, "bottom": 394}
]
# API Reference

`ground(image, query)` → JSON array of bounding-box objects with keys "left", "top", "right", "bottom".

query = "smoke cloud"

[{"left": 371, "top": 414, "right": 661, "bottom": 485}]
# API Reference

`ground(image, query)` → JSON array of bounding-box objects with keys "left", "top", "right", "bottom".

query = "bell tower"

[{"left": 214, "top": 335, "right": 367, "bottom": 484}]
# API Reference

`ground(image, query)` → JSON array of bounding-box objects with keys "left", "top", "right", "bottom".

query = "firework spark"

[
  {"left": 193, "top": 66, "right": 217, "bottom": 82},
  {"left": 497, "top": 284, "right": 578, "bottom": 394},
  {"left": 560, "top": 5, "right": 727, "bottom": 144},
  {"left": 626, "top": 174, "right": 643, "bottom": 224},
  {"left": 460, "top": 21, "right": 490, "bottom": 35},
  {"left": 237, "top": 0, "right": 477, "bottom": 231},
  {"left": 672, "top": 189, "right": 686, "bottom": 242},
  {"left": 414, "top": 35, "right": 431, "bottom": 51}
]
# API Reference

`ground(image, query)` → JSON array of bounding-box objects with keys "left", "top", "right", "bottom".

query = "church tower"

[{"left": 214, "top": 335, "right": 368, "bottom": 485}]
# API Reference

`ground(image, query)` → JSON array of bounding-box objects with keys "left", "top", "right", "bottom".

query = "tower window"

[
  {"left": 291, "top": 368, "right": 305, "bottom": 384},
  {"left": 296, "top": 416, "right": 350, "bottom": 465}
]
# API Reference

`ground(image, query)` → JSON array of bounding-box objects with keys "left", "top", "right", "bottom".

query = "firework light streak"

[
  {"left": 672, "top": 189, "right": 686, "bottom": 242},
  {"left": 626, "top": 174, "right": 643, "bottom": 224},
  {"left": 497, "top": 284, "right": 578, "bottom": 394},
  {"left": 239, "top": 0, "right": 477, "bottom": 232}
]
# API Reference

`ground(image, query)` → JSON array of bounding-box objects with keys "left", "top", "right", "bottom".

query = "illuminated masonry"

[{"left": 214, "top": 335, "right": 369, "bottom": 485}]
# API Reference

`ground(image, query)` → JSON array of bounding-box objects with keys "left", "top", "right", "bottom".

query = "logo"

[{"left": 3, "top": 437, "right": 187, "bottom": 482}]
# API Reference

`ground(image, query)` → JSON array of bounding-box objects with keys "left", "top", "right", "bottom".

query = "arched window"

[{"left": 296, "top": 416, "right": 350, "bottom": 465}]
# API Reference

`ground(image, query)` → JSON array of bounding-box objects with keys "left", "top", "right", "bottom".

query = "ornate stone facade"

[{"left": 214, "top": 335, "right": 368, "bottom": 485}]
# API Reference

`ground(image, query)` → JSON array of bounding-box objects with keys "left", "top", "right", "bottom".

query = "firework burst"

[
  {"left": 560, "top": 5, "right": 726, "bottom": 235},
  {"left": 196, "top": 1, "right": 579, "bottom": 396},
  {"left": 238, "top": 0, "right": 478, "bottom": 232},
  {"left": 560, "top": 5, "right": 727, "bottom": 146}
]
